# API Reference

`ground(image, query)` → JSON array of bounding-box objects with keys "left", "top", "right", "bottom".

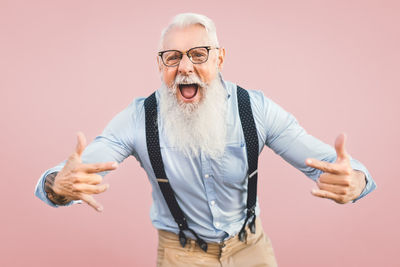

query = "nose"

[{"left": 177, "top": 53, "right": 194, "bottom": 75}]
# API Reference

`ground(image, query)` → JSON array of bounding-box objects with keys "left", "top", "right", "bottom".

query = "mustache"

[{"left": 173, "top": 74, "right": 207, "bottom": 88}]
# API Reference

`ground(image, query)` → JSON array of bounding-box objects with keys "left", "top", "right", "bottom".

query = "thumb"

[
  {"left": 335, "top": 133, "right": 350, "bottom": 162},
  {"left": 75, "top": 131, "right": 87, "bottom": 157}
]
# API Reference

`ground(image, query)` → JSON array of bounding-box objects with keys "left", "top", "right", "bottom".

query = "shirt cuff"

[{"left": 349, "top": 158, "right": 377, "bottom": 202}]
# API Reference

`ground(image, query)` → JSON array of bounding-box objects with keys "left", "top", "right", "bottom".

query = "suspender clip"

[
  {"left": 238, "top": 228, "right": 247, "bottom": 242},
  {"left": 179, "top": 230, "right": 187, "bottom": 248},
  {"left": 197, "top": 238, "right": 208, "bottom": 252}
]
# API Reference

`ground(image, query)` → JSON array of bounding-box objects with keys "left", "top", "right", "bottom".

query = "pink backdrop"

[{"left": 1, "top": 0, "right": 398, "bottom": 266}]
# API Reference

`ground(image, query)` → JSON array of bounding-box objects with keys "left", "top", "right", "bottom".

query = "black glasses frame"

[{"left": 158, "top": 46, "right": 219, "bottom": 67}]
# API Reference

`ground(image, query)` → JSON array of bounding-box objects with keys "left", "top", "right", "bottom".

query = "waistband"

[{"left": 157, "top": 217, "right": 263, "bottom": 257}]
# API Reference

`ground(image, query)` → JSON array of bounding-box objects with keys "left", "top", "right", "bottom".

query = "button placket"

[
  {"left": 201, "top": 152, "right": 225, "bottom": 232},
  {"left": 201, "top": 153, "right": 215, "bottom": 205}
]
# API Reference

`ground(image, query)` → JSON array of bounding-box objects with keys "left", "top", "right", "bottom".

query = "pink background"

[{"left": 1, "top": 0, "right": 399, "bottom": 266}]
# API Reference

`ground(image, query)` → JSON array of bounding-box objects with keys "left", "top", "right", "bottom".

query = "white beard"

[{"left": 159, "top": 74, "right": 227, "bottom": 158}]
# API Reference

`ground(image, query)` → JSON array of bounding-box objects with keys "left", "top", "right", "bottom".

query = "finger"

[
  {"left": 311, "top": 189, "right": 348, "bottom": 204},
  {"left": 318, "top": 173, "right": 351, "bottom": 186},
  {"left": 73, "top": 183, "right": 110, "bottom": 195},
  {"left": 75, "top": 131, "right": 87, "bottom": 157},
  {"left": 80, "top": 194, "right": 103, "bottom": 212},
  {"left": 77, "top": 162, "right": 118, "bottom": 174},
  {"left": 317, "top": 181, "right": 348, "bottom": 195},
  {"left": 306, "top": 158, "right": 344, "bottom": 174},
  {"left": 335, "top": 133, "right": 350, "bottom": 162},
  {"left": 73, "top": 173, "right": 103, "bottom": 185}
]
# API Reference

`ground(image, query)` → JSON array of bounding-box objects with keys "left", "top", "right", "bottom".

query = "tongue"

[{"left": 180, "top": 85, "right": 197, "bottom": 99}]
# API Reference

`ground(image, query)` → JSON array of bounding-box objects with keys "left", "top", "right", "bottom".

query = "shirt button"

[
  {"left": 204, "top": 174, "right": 209, "bottom": 178},
  {"left": 210, "top": 200, "right": 215, "bottom": 206},
  {"left": 215, "top": 222, "right": 220, "bottom": 227}
]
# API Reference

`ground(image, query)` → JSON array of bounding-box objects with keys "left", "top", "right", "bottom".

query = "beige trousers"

[{"left": 157, "top": 218, "right": 278, "bottom": 267}]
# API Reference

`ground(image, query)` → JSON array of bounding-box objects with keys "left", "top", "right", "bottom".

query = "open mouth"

[{"left": 179, "top": 84, "right": 199, "bottom": 100}]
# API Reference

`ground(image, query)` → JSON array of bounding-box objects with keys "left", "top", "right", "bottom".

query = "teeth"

[{"left": 180, "top": 83, "right": 198, "bottom": 87}]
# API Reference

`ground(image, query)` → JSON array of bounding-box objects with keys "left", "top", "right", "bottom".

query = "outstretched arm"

[
  {"left": 252, "top": 91, "right": 376, "bottom": 202},
  {"left": 35, "top": 99, "right": 140, "bottom": 210}
]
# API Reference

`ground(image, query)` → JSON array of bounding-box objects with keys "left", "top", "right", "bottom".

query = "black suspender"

[
  {"left": 144, "top": 85, "right": 259, "bottom": 252},
  {"left": 236, "top": 86, "right": 259, "bottom": 242},
  {"left": 144, "top": 93, "right": 208, "bottom": 252}
]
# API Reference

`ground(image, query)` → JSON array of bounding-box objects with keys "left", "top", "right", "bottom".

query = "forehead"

[{"left": 162, "top": 24, "right": 212, "bottom": 51}]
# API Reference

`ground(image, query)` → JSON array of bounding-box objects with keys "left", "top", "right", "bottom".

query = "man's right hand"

[{"left": 50, "top": 132, "right": 118, "bottom": 212}]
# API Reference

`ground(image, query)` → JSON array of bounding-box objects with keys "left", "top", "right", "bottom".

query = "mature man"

[{"left": 35, "top": 13, "right": 376, "bottom": 267}]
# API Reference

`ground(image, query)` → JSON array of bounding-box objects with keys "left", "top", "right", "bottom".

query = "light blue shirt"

[{"left": 35, "top": 78, "right": 376, "bottom": 243}]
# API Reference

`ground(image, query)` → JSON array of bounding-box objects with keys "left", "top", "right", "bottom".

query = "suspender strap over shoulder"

[
  {"left": 237, "top": 86, "right": 259, "bottom": 242},
  {"left": 144, "top": 92, "right": 208, "bottom": 252}
]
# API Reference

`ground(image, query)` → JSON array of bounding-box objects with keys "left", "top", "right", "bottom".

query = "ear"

[
  {"left": 217, "top": 47, "right": 226, "bottom": 71},
  {"left": 157, "top": 55, "right": 162, "bottom": 73}
]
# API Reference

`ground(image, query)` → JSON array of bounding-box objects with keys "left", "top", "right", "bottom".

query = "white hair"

[{"left": 159, "top": 13, "right": 219, "bottom": 50}]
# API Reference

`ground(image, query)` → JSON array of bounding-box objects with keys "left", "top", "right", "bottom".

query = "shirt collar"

[{"left": 218, "top": 72, "right": 231, "bottom": 99}]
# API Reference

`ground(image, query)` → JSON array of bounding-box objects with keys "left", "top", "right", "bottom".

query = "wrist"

[
  {"left": 352, "top": 170, "right": 367, "bottom": 199},
  {"left": 44, "top": 172, "right": 72, "bottom": 205}
]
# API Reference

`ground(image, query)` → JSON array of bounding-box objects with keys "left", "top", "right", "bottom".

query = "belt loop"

[
  {"left": 219, "top": 242, "right": 226, "bottom": 257},
  {"left": 189, "top": 239, "right": 196, "bottom": 252}
]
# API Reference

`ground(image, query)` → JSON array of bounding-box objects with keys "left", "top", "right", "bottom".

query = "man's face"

[{"left": 158, "top": 24, "right": 225, "bottom": 104}]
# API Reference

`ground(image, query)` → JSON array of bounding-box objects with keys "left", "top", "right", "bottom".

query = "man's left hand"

[{"left": 305, "top": 133, "right": 366, "bottom": 204}]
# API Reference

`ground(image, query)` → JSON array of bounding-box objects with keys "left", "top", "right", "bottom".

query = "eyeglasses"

[{"left": 158, "top": 46, "right": 219, "bottom": 67}]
